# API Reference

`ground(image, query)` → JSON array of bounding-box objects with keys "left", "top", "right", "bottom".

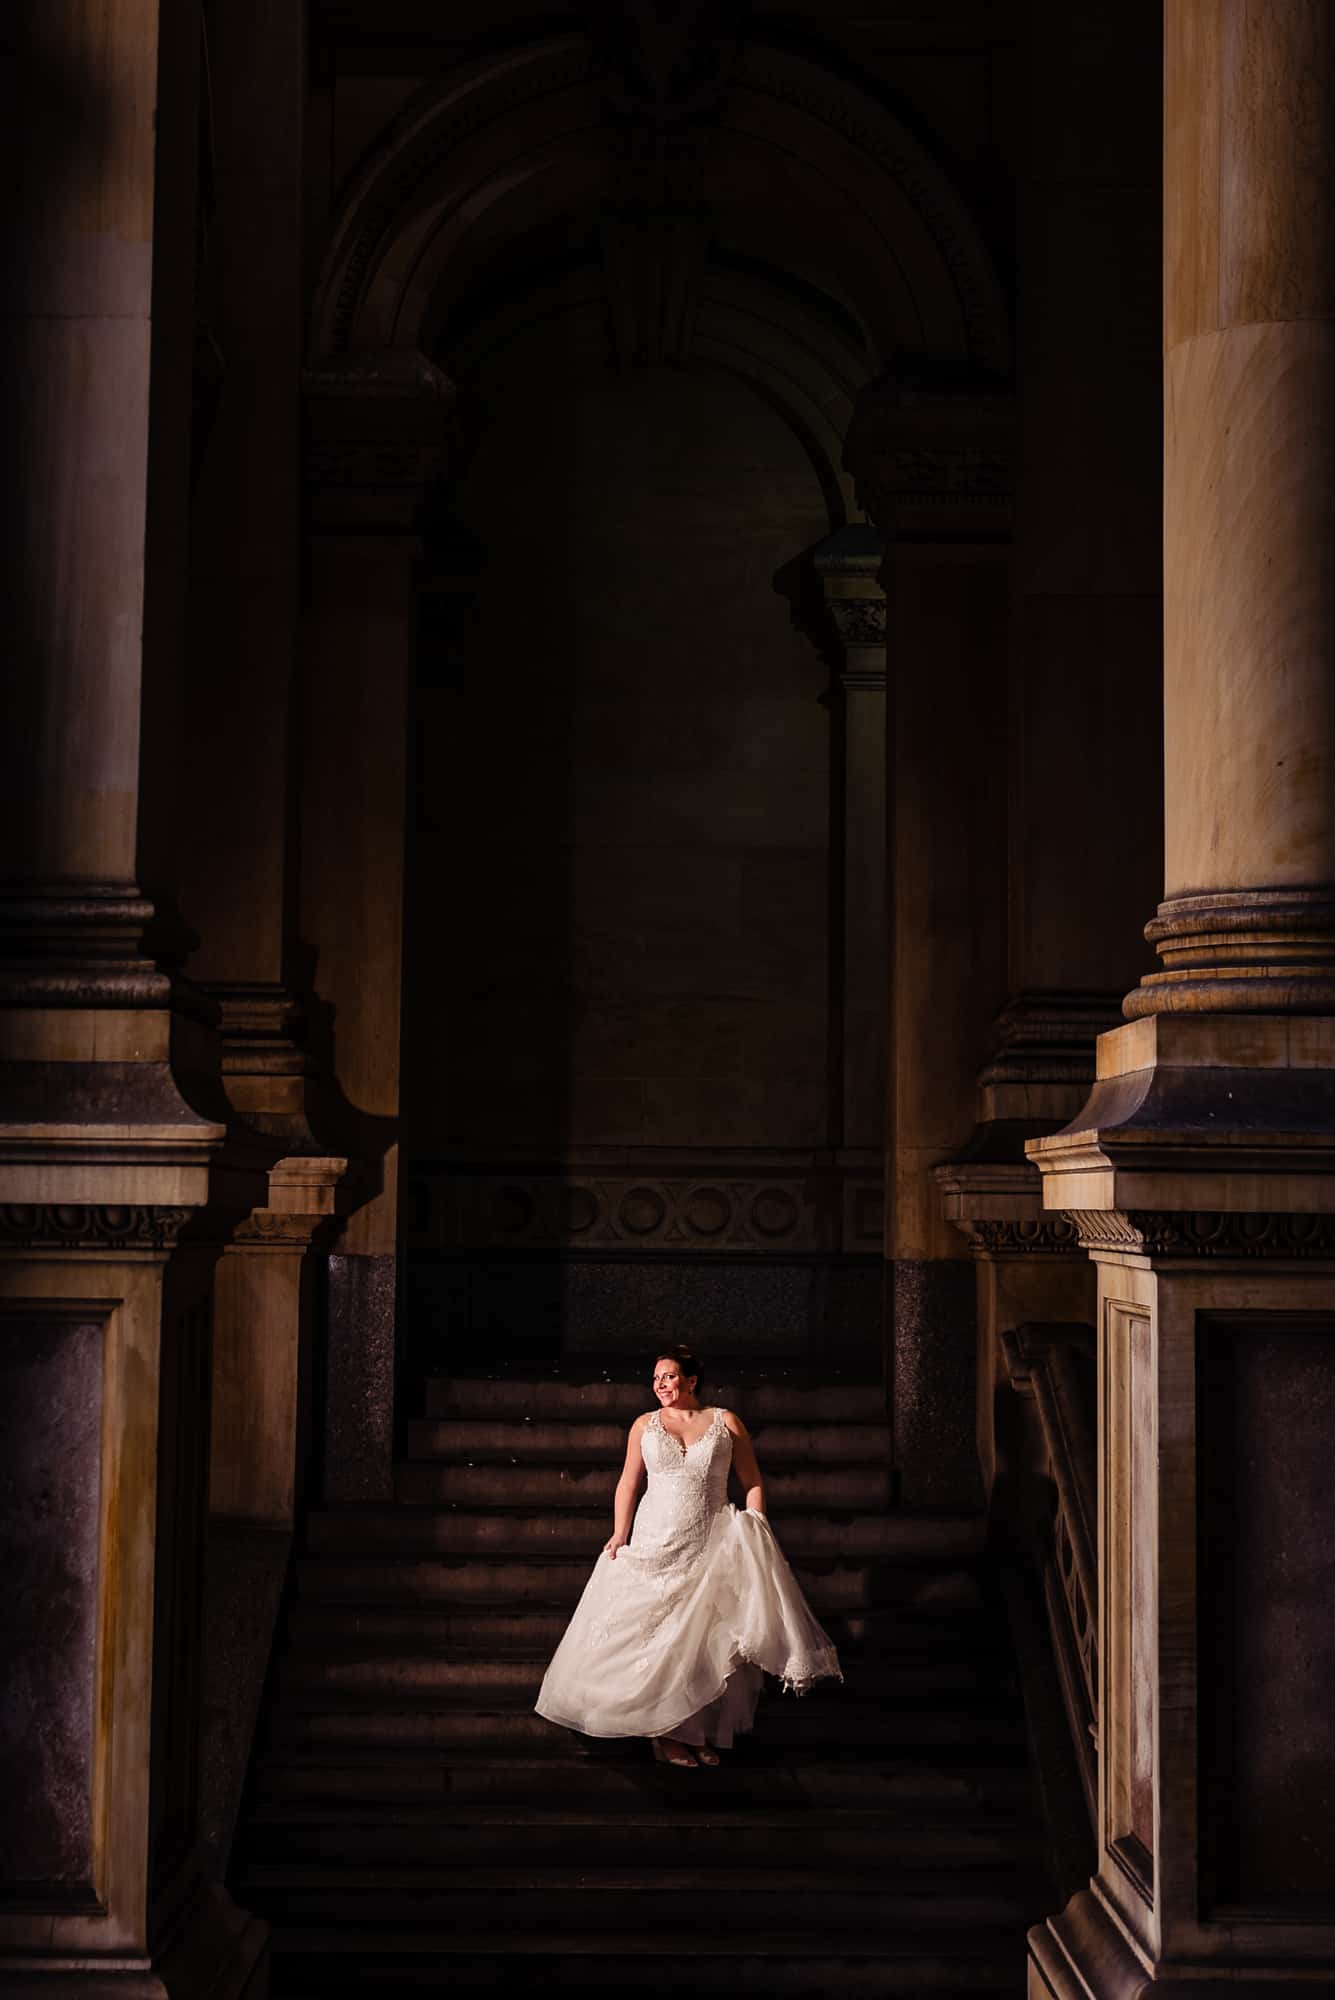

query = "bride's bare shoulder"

[
  {"left": 721, "top": 1407, "right": 748, "bottom": 1435},
  {"left": 629, "top": 1410, "right": 654, "bottom": 1432}
]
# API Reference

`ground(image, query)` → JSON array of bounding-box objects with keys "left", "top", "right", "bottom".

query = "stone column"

[
  {"left": 1027, "top": 6, "right": 1335, "bottom": 1990},
  {"left": 0, "top": 5, "right": 265, "bottom": 1992},
  {"left": 844, "top": 376, "right": 1013, "bottom": 1504},
  {"left": 814, "top": 526, "right": 888, "bottom": 1256},
  {"left": 936, "top": 0, "right": 1163, "bottom": 1508},
  {"left": 168, "top": 4, "right": 348, "bottom": 1877},
  {"left": 301, "top": 352, "right": 458, "bottom": 1503}
]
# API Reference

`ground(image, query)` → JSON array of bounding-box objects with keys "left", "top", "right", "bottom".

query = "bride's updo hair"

[{"left": 654, "top": 1343, "right": 704, "bottom": 1393}]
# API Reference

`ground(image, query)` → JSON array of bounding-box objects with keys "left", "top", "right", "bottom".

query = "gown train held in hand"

[{"left": 534, "top": 1405, "right": 841, "bottom": 1746}]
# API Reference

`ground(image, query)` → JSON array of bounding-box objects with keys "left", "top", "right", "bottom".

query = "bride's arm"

[
  {"left": 724, "top": 1411, "right": 766, "bottom": 1518},
  {"left": 604, "top": 1415, "right": 648, "bottom": 1558}
]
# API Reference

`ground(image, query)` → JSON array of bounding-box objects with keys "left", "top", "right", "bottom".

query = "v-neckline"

[{"left": 656, "top": 1406, "right": 715, "bottom": 1456}]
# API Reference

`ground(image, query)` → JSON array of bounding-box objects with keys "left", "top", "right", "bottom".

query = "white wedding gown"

[{"left": 534, "top": 1405, "right": 842, "bottom": 1745}]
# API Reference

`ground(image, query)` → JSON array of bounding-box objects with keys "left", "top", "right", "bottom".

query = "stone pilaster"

[
  {"left": 1026, "top": 6, "right": 1335, "bottom": 1989},
  {"left": 301, "top": 350, "right": 459, "bottom": 1501},
  {"left": 844, "top": 370, "right": 1014, "bottom": 1504},
  {"left": 813, "top": 526, "right": 887, "bottom": 1236}
]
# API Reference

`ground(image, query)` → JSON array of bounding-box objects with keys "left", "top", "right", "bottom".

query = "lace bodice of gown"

[{"left": 631, "top": 1406, "right": 733, "bottom": 1567}]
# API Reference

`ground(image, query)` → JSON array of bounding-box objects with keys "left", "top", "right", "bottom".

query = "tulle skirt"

[{"left": 534, "top": 1503, "right": 841, "bottom": 1743}]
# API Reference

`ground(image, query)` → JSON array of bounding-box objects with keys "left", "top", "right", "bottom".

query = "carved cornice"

[
  {"left": 1065, "top": 1208, "right": 1335, "bottom": 1260},
  {"left": 0, "top": 1203, "right": 192, "bottom": 1251},
  {"left": 303, "top": 351, "right": 459, "bottom": 524},
  {"left": 843, "top": 374, "right": 1016, "bottom": 541}
]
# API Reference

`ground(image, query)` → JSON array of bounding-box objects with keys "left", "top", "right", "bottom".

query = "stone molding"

[
  {"left": 1126, "top": 885, "right": 1335, "bottom": 1018},
  {"left": 1065, "top": 1208, "right": 1335, "bottom": 1260},
  {"left": 0, "top": 1203, "right": 192, "bottom": 1252},
  {"left": 978, "top": 990, "right": 1124, "bottom": 1091},
  {"left": 0, "top": 882, "right": 169, "bottom": 1010}
]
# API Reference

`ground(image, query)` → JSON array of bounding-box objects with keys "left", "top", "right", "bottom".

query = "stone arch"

[{"left": 311, "top": 32, "right": 1011, "bottom": 384}]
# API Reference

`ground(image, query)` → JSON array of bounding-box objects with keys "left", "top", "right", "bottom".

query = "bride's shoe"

[
  {"left": 652, "top": 1737, "right": 697, "bottom": 1768},
  {"left": 694, "top": 1743, "right": 720, "bottom": 1767}
]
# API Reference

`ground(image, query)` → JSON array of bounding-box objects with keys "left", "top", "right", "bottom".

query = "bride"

[{"left": 534, "top": 1345, "right": 841, "bottom": 1768}]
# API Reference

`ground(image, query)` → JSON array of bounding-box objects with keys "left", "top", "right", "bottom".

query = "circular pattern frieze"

[
  {"left": 684, "top": 1186, "right": 731, "bottom": 1237},
  {"left": 619, "top": 1186, "right": 667, "bottom": 1235},
  {"left": 561, "top": 1185, "right": 599, "bottom": 1235},
  {"left": 749, "top": 1188, "right": 800, "bottom": 1237}
]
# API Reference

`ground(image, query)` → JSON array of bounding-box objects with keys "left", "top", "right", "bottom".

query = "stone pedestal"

[{"left": 1028, "top": 1017, "right": 1335, "bottom": 1995}]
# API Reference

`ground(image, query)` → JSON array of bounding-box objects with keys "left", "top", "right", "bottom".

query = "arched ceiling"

[{"left": 309, "top": 26, "right": 1011, "bottom": 517}]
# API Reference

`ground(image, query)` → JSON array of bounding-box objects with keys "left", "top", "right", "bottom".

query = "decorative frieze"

[
  {"left": 843, "top": 372, "right": 1016, "bottom": 540},
  {"left": 965, "top": 1215, "right": 1082, "bottom": 1256},
  {"left": 410, "top": 1161, "right": 885, "bottom": 1256},
  {"left": 1066, "top": 1208, "right": 1335, "bottom": 1260},
  {"left": 0, "top": 1203, "right": 192, "bottom": 1252}
]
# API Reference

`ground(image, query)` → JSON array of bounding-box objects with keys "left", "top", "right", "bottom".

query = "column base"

[
  {"left": 1, "top": 1888, "right": 268, "bottom": 2000},
  {"left": 1030, "top": 1888, "right": 1335, "bottom": 1997},
  {"left": 1127, "top": 888, "right": 1335, "bottom": 1018}
]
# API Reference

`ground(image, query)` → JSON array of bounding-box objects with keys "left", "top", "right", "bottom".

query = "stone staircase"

[{"left": 234, "top": 1363, "right": 1053, "bottom": 1994}]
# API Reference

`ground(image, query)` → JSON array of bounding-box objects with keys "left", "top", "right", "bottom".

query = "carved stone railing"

[{"left": 1001, "top": 1321, "right": 1098, "bottom": 1824}]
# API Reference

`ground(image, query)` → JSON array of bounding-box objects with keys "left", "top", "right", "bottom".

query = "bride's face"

[{"left": 652, "top": 1360, "right": 698, "bottom": 1407}]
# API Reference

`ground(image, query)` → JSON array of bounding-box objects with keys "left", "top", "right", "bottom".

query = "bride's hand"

[{"left": 604, "top": 1532, "right": 628, "bottom": 1559}]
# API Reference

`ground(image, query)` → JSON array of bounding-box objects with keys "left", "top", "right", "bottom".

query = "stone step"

[
  {"left": 238, "top": 1863, "right": 1038, "bottom": 1933},
  {"left": 304, "top": 1506, "right": 984, "bottom": 1564},
  {"left": 253, "top": 1748, "right": 1036, "bottom": 1814},
  {"left": 268, "top": 1932, "right": 1026, "bottom": 1995},
  {"left": 277, "top": 1649, "right": 1006, "bottom": 1705},
  {"left": 406, "top": 1417, "right": 892, "bottom": 1464},
  {"left": 283, "top": 1598, "right": 996, "bottom": 1661},
  {"left": 244, "top": 1805, "right": 1043, "bottom": 1873},
  {"left": 394, "top": 1461, "right": 895, "bottom": 1511},
  {"left": 264, "top": 1697, "right": 1027, "bottom": 1758},
  {"left": 293, "top": 1552, "right": 984, "bottom": 1618},
  {"left": 426, "top": 1376, "right": 887, "bottom": 1424}
]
